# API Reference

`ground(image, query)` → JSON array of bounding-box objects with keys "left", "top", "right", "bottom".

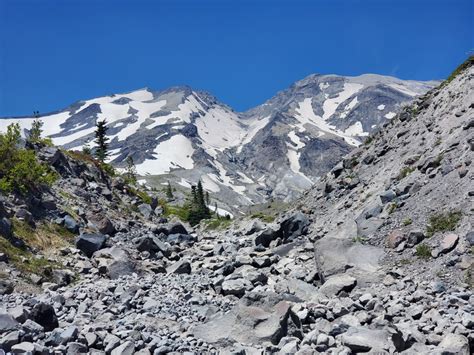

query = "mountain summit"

[{"left": 0, "top": 74, "right": 437, "bottom": 211}]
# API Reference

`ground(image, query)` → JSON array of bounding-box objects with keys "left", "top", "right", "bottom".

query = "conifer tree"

[
  {"left": 166, "top": 181, "right": 173, "bottom": 199},
  {"left": 28, "top": 118, "right": 44, "bottom": 143},
  {"left": 205, "top": 191, "right": 210, "bottom": 206},
  {"left": 94, "top": 119, "right": 109, "bottom": 162},
  {"left": 125, "top": 155, "right": 137, "bottom": 183}
]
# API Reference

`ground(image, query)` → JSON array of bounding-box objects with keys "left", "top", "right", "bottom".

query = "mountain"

[
  {"left": 0, "top": 58, "right": 472, "bottom": 354},
  {"left": 0, "top": 74, "right": 437, "bottom": 212}
]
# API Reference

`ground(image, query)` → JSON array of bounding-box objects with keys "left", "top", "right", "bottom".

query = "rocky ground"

[{"left": 0, "top": 59, "right": 473, "bottom": 354}]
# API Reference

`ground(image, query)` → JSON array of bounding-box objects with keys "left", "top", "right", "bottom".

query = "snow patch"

[
  {"left": 385, "top": 112, "right": 396, "bottom": 119},
  {"left": 377, "top": 104, "right": 385, "bottom": 111},
  {"left": 135, "top": 134, "right": 194, "bottom": 175}
]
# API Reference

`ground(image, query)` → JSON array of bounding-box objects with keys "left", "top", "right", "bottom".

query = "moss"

[
  {"left": 426, "top": 211, "right": 462, "bottom": 237},
  {"left": 416, "top": 243, "right": 431, "bottom": 259}
]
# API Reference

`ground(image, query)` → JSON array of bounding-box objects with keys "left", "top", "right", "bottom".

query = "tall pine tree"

[{"left": 95, "top": 119, "right": 109, "bottom": 162}]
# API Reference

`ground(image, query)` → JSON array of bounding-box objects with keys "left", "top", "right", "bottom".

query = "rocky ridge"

[{"left": 0, "top": 58, "right": 472, "bottom": 354}]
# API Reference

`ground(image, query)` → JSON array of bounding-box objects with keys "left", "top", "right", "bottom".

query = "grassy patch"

[
  {"left": 441, "top": 55, "right": 474, "bottom": 87},
  {"left": 250, "top": 212, "right": 275, "bottom": 223},
  {"left": 202, "top": 218, "right": 232, "bottom": 231},
  {"left": 0, "top": 237, "right": 60, "bottom": 278},
  {"left": 12, "top": 219, "right": 74, "bottom": 251},
  {"left": 416, "top": 243, "right": 431, "bottom": 259},
  {"left": 397, "top": 166, "right": 415, "bottom": 181},
  {"left": 426, "top": 211, "right": 462, "bottom": 237}
]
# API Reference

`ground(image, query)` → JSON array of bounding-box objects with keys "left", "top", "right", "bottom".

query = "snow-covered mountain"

[{"left": 0, "top": 74, "right": 437, "bottom": 212}]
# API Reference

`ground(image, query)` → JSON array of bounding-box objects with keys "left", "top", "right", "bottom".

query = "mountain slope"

[{"left": 0, "top": 74, "right": 437, "bottom": 211}]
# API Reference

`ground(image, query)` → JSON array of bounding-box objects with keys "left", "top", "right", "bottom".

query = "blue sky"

[{"left": 0, "top": 0, "right": 472, "bottom": 116}]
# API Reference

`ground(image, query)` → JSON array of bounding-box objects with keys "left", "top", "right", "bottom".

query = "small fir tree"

[
  {"left": 125, "top": 155, "right": 137, "bottom": 184},
  {"left": 28, "top": 118, "right": 44, "bottom": 143},
  {"left": 166, "top": 181, "right": 174, "bottom": 199},
  {"left": 94, "top": 119, "right": 109, "bottom": 162}
]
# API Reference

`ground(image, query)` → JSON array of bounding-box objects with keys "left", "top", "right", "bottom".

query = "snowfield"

[{"left": 135, "top": 134, "right": 194, "bottom": 175}]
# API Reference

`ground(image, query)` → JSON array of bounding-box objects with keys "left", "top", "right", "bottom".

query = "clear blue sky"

[{"left": 0, "top": 0, "right": 472, "bottom": 116}]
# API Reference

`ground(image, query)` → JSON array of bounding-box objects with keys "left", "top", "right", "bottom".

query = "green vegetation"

[
  {"left": 364, "top": 135, "right": 374, "bottom": 146},
  {"left": 397, "top": 166, "right": 415, "bottom": 180},
  {"left": 441, "top": 55, "right": 474, "bottom": 87},
  {"left": 415, "top": 243, "right": 432, "bottom": 259},
  {"left": 402, "top": 218, "right": 413, "bottom": 226},
  {"left": 426, "top": 211, "right": 462, "bottom": 237},
  {"left": 352, "top": 236, "right": 368, "bottom": 244},
  {"left": 166, "top": 181, "right": 174, "bottom": 199},
  {"left": 94, "top": 119, "right": 109, "bottom": 162},
  {"left": 202, "top": 217, "right": 232, "bottom": 231},
  {"left": 187, "top": 181, "right": 211, "bottom": 226},
  {"left": 250, "top": 212, "right": 276, "bottom": 223},
  {"left": 388, "top": 202, "right": 398, "bottom": 214},
  {"left": 124, "top": 156, "right": 137, "bottom": 184},
  {"left": 0, "top": 123, "right": 57, "bottom": 194},
  {"left": 0, "top": 219, "right": 74, "bottom": 278}
]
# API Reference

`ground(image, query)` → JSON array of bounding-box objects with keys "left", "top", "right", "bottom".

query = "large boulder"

[
  {"left": 340, "top": 326, "right": 404, "bottom": 353},
  {"left": 318, "top": 274, "right": 357, "bottom": 297},
  {"left": 438, "top": 333, "right": 470, "bottom": 355},
  {"left": 0, "top": 314, "right": 20, "bottom": 332},
  {"left": 0, "top": 280, "right": 13, "bottom": 295},
  {"left": 28, "top": 303, "right": 58, "bottom": 332},
  {"left": 134, "top": 235, "right": 171, "bottom": 257},
  {"left": 0, "top": 217, "right": 12, "bottom": 238},
  {"left": 315, "top": 236, "right": 384, "bottom": 285},
  {"left": 93, "top": 247, "right": 135, "bottom": 279},
  {"left": 192, "top": 294, "right": 294, "bottom": 346},
  {"left": 86, "top": 211, "right": 116, "bottom": 235},
  {"left": 167, "top": 260, "right": 191, "bottom": 275},
  {"left": 279, "top": 212, "right": 309, "bottom": 240},
  {"left": 75, "top": 233, "right": 106, "bottom": 257}
]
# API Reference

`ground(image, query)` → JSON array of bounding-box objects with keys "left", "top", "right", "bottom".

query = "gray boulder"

[
  {"left": 167, "top": 260, "right": 191, "bottom": 274},
  {"left": 75, "top": 233, "right": 106, "bottom": 257},
  {"left": 319, "top": 274, "right": 357, "bottom": 297}
]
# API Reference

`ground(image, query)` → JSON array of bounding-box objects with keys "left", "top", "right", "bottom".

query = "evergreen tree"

[
  {"left": 205, "top": 191, "right": 210, "bottom": 206},
  {"left": 82, "top": 143, "right": 92, "bottom": 155},
  {"left": 94, "top": 119, "right": 109, "bottom": 162},
  {"left": 125, "top": 155, "right": 137, "bottom": 184},
  {"left": 28, "top": 118, "right": 44, "bottom": 143},
  {"left": 166, "top": 181, "right": 173, "bottom": 199}
]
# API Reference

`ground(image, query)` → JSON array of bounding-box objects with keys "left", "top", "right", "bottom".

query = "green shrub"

[
  {"left": 402, "top": 218, "right": 413, "bottom": 226},
  {"left": 388, "top": 202, "right": 398, "bottom": 214},
  {"left": 426, "top": 211, "right": 462, "bottom": 237},
  {"left": 416, "top": 243, "right": 431, "bottom": 259},
  {"left": 0, "top": 124, "right": 57, "bottom": 194}
]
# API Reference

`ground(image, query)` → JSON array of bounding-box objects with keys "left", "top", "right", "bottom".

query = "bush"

[
  {"left": 426, "top": 211, "right": 462, "bottom": 237},
  {"left": 0, "top": 123, "right": 57, "bottom": 194},
  {"left": 416, "top": 243, "right": 431, "bottom": 259}
]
